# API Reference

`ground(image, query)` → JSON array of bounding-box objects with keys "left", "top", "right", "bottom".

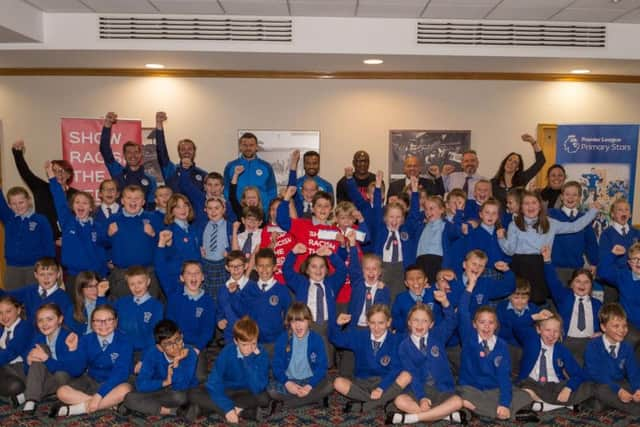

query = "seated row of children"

[{"left": 2, "top": 231, "right": 640, "bottom": 423}]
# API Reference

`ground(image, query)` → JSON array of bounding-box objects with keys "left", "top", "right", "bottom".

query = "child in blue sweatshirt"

[
  {"left": 391, "top": 266, "right": 437, "bottom": 335},
  {"left": 462, "top": 179, "right": 492, "bottom": 222},
  {"left": 269, "top": 302, "right": 333, "bottom": 409},
  {"left": 387, "top": 294, "right": 465, "bottom": 425},
  {"left": 122, "top": 320, "right": 198, "bottom": 416},
  {"left": 47, "top": 162, "right": 108, "bottom": 296},
  {"left": 598, "top": 242, "right": 640, "bottom": 353},
  {"left": 217, "top": 251, "right": 250, "bottom": 344},
  {"left": 543, "top": 246, "right": 602, "bottom": 364},
  {"left": 53, "top": 305, "right": 133, "bottom": 417},
  {"left": 457, "top": 271, "right": 536, "bottom": 422},
  {"left": 155, "top": 234, "right": 215, "bottom": 381},
  {"left": 64, "top": 272, "right": 109, "bottom": 336},
  {"left": 330, "top": 304, "right": 409, "bottom": 414},
  {"left": 11, "top": 258, "right": 72, "bottom": 323},
  {"left": 231, "top": 248, "right": 291, "bottom": 356},
  {"left": 0, "top": 295, "right": 34, "bottom": 407},
  {"left": 0, "top": 186, "right": 55, "bottom": 290},
  {"left": 584, "top": 303, "right": 640, "bottom": 415},
  {"left": 105, "top": 185, "right": 163, "bottom": 299},
  {"left": 113, "top": 266, "right": 163, "bottom": 366},
  {"left": 156, "top": 194, "right": 201, "bottom": 288},
  {"left": 184, "top": 316, "right": 272, "bottom": 423},
  {"left": 516, "top": 313, "right": 592, "bottom": 413},
  {"left": 547, "top": 181, "right": 598, "bottom": 285},
  {"left": 21, "top": 303, "right": 82, "bottom": 413},
  {"left": 348, "top": 253, "right": 391, "bottom": 330}
]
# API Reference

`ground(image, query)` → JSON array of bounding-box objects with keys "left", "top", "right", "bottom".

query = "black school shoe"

[
  {"left": 344, "top": 401, "right": 363, "bottom": 414},
  {"left": 176, "top": 403, "right": 200, "bottom": 422},
  {"left": 515, "top": 409, "right": 540, "bottom": 423}
]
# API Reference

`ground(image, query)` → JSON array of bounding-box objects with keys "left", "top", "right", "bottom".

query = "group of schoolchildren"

[{"left": 1, "top": 120, "right": 640, "bottom": 425}]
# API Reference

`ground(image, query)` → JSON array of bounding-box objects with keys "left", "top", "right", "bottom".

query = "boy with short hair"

[
  {"left": 233, "top": 206, "right": 263, "bottom": 258},
  {"left": 106, "top": 185, "right": 162, "bottom": 299},
  {"left": 183, "top": 316, "right": 272, "bottom": 422},
  {"left": 463, "top": 179, "right": 492, "bottom": 221},
  {"left": 391, "top": 266, "right": 436, "bottom": 335},
  {"left": 584, "top": 303, "right": 640, "bottom": 415},
  {"left": 113, "top": 266, "right": 164, "bottom": 363},
  {"left": 151, "top": 185, "right": 173, "bottom": 226},
  {"left": 230, "top": 248, "right": 291, "bottom": 356},
  {"left": 181, "top": 171, "right": 234, "bottom": 223},
  {"left": 548, "top": 181, "right": 598, "bottom": 285},
  {"left": 217, "top": 251, "right": 250, "bottom": 344},
  {"left": 121, "top": 319, "right": 198, "bottom": 416},
  {"left": 10, "top": 257, "right": 71, "bottom": 321},
  {"left": 0, "top": 186, "right": 55, "bottom": 290}
]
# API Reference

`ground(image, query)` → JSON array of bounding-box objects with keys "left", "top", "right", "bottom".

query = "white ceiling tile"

[
  {"left": 219, "top": 0, "right": 289, "bottom": 16},
  {"left": 357, "top": 0, "right": 427, "bottom": 18},
  {"left": 82, "top": 0, "right": 159, "bottom": 13},
  {"left": 150, "top": 0, "right": 224, "bottom": 14},
  {"left": 486, "top": 7, "right": 564, "bottom": 20},
  {"left": 422, "top": 5, "right": 496, "bottom": 20},
  {"left": 551, "top": 7, "right": 627, "bottom": 22},
  {"left": 289, "top": 0, "right": 356, "bottom": 17},
  {"left": 429, "top": 0, "right": 500, "bottom": 6},
  {"left": 23, "top": 0, "right": 93, "bottom": 12},
  {"left": 498, "top": 0, "right": 573, "bottom": 6},
  {"left": 570, "top": 0, "right": 640, "bottom": 11}
]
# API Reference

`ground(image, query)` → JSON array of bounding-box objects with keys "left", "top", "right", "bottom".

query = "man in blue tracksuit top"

[
  {"left": 153, "top": 111, "right": 207, "bottom": 196},
  {"left": 223, "top": 132, "right": 277, "bottom": 213},
  {"left": 99, "top": 112, "right": 157, "bottom": 209}
]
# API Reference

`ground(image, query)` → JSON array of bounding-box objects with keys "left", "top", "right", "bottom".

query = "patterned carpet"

[{"left": 2, "top": 393, "right": 640, "bottom": 427}]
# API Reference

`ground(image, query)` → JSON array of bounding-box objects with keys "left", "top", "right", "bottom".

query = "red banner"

[{"left": 61, "top": 118, "right": 142, "bottom": 200}]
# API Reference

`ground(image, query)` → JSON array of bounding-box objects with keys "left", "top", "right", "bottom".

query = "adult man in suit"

[{"left": 386, "top": 155, "right": 444, "bottom": 201}]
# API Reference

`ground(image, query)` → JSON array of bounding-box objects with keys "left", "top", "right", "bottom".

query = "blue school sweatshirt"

[
  {"left": 598, "top": 250, "right": 640, "bottom": 329},
  {"left": 598, "top": 224, "right": 640, "bottom": 271},
  {"left": 114, "top": 295, "right": 163, "bottom": 352},
  {"left": 49, "top": 178, "right": 108, "bottom": 277},
  {"left": 0, "top": 319, "right": 34, "bottom": 370},
  {"left": 347, "top": 251, "right": 391, "bottom": 324},
  {"left": 76, "top": 330, "right": 133, "bottom": 397},
  {"left": 272, "top": 330, "right": 328, "bottom": 387},
  {"left": 548, "top": 208, "right": 598, "bottom": 269},
  {"left": 461, "top": 224, "right": 511, "bottom": 267},
  {"left": 0, "top": 190, "right": 55, "bottom": 267},
  {"left": 107, "top": 210, "right": 162, "bottom": 268},
  {"left": 458, "top": 290, "right": 513, "bottom": 408},
  {"left": 515, "top": 327, "right": 586, "bottom": 391},
  {"left": 136, "top": 345, "right": 199, "bottom": 392},
  {"left": 544, "top": 262, "right": 601, "bottom": 335},
  {"left": 232, "top": 280, "right": 291, "bottom": 344},
  {"left": 449, "top": 270, "right": 516, "bottom": 316},
  {"left": 496, "top": 299, "right": 539, "bottom": 346},
  {"left": 205, "top": 342, "right": 270, "bottom": 413},
  {"left": 64, "top": 296, "right": 109, "bottom": 336},
  {"left": 585, "top": 336, "right": 640, "bottom": 393},
  {"left": 29, "top": 327, "right": 84, "bottom": 376},
  {"left": 158, "top": 221, "right": 201, "bottom": 284},
  {"left": 391, "top": 288, "right": 437, "bottom": 334},
  {"left": 329, "top": 323, "right": 401, "bottom": 391},
  {"left": 217, "top": 282, "right": 244, "bottom": 343},
  {"left": 398, "top": 304, "right": 458, "bottom": 398},
  {"left": 11, "top": 285, "right": 72, "bottom": 323}
]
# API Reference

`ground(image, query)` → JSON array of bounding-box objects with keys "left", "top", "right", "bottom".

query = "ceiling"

[
  {"left": 3, "top": 49, "right": 640, "bottom": 75},
  {"left": 19, "top": 0, "right": 640, "bottom": 23}
]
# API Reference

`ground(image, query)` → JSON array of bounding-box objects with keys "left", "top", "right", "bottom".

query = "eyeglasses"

[
  {"left": 82, "top": 284, "right": 98, "bottom": 289},
  {"left": 161, "top": 336, "right": 184, "bottom": 349},
  {"left": 629, "top": 257, "right": 640, "bottom": 264},
  {"left": 92, "top": 318, "right": 115, "bottom": 325},
  {"left": 227, "top": 263, "right": 245, "bottom": 270}
]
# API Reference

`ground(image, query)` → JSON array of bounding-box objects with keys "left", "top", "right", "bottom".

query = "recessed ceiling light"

[
  {"left": 570, "top": 69, "right": 591, "bottom": 74},
  {"left": 363, "top": 59, "right": 384, "bottom": 65},
  {"left": 145, "top": 63, "right": 165, "bottom": 69}
]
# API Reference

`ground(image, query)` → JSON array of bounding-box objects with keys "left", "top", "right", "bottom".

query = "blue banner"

[{"left": 557, "top": 124, "right": 639, "bottom": 234}]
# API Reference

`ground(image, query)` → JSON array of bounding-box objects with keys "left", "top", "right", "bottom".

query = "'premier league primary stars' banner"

[
  {"left": 557, "top": 124, "right": 639, "bottom": 237},
  {"left": 61, "top": 118, "right": 142, "bottom": 200}
]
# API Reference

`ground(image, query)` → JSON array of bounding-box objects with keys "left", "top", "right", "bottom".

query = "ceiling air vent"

[
  {"left": 417, "top": 22, "right": 605, "bottom": 47},
  {"left": 99, "top": 16, "right": 292, "bottom": 42}
]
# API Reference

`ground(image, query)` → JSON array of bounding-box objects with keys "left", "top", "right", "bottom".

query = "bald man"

[
  {"left": 386, "top": 155, "right": 444, "bottom": 201},
  {"left": 336, "top": 150, "right": 377, "bottom": 203}
]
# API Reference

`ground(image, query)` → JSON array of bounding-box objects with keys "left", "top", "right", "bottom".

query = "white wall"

[{"left": 1, "top": 76, "right": 640, "bottom": 217}]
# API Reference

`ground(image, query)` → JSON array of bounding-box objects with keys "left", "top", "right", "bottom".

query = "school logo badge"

[
  {"left": 143, "top": 312, "right": 152, "bottom": 323},
  {"left": 494, "top": 355, "right": 503, "bottom": 367},
  {"left": 195, "top": 175, "right": 203, "bottom": 181},
  {"left": 557, "top": 358, "right": 564, "bottom": 368},
  {"left": 380, "top": 355, "right": 391, "bottom": 366},
  {"left": 430, "top": 345, "right": 440, "bottom": 357},
  {"left": 475, "top": 294, "right": 484, "bottom": 304},
  {"left": 195, "top": 307, "right": 204, "bottom": 318},
  {"left": 400, "top": 232, "right": 409, "bottom": 241},
  {"left": 426, "top": 302, "right": 434, "bottom": 310},
  {"left": 91, "top": 231, "right": 97, "bottom": 242},
  {"left": 256, "top": 169, "right": 263, "bottom": 176},
  {"left": 310, "top": 352, "right": 317, "bottom": 363},
  {"left": 269, "top": 295, "right": 279, "bottom": 306},
  {"left": 141, "top": 178, "right": 149, "bottom": 186},
  {"left": 28, "top": 221, "right": 38, "bottom": 231},
  {"left": 110, "top": 352, "right": 120, "bottom": 363},
  {"left": 619, "top": 358, "right": 626, "bottom": 370}
]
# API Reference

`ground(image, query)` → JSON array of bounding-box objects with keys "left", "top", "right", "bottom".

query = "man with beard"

[{"left": 336, "top": 150, "right": 377, "bottom": 203}]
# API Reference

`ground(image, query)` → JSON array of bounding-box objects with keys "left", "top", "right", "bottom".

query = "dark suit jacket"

[{"left": 386, "top": 176, "right": 444, "bottom": 201}]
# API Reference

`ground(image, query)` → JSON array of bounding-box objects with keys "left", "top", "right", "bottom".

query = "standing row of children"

[{"left": 2, "top": 128, "right": 640, "bottom": 423}]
